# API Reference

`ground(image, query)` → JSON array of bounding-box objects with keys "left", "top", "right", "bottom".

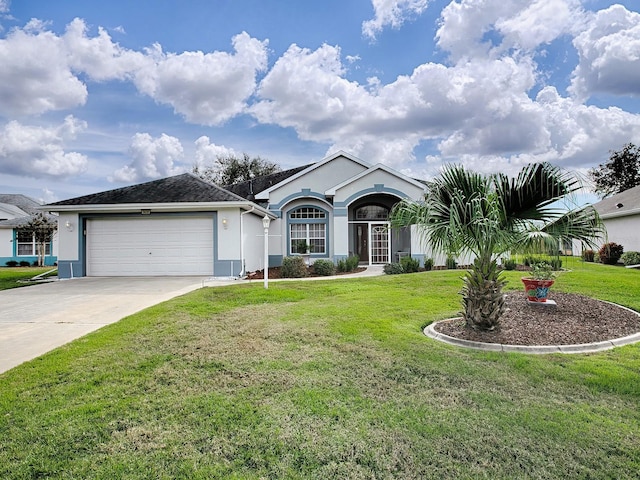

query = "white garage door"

[{"left": 87, "top": 216, "right": 214, "bottom": 276}]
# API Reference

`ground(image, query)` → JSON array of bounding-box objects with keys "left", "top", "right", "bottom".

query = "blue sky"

[{"left": 1, "top": 0, "right": 640, "bottom": 204}]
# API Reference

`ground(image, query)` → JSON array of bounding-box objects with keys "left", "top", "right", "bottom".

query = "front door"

[{"left": 355, "top": 223, "right": 369, "bottom": 263}]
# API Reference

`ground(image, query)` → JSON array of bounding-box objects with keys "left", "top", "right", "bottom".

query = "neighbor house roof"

[
  {"left": 592, "top": 185, "right": 640, "bottom": 219},
  {"left": 0, "top": 194, "right": 54, "bottom": 228},
  {"left": 47, "top": 173, "right": 249, "bottom": 206}
]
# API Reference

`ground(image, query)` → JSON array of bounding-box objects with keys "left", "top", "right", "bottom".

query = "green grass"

[
  {"left": 0, "top": 266, "right": 56, "bottom": 290},
  {"left": 1, "top": 261, "right": 639, "bottom": 478}
]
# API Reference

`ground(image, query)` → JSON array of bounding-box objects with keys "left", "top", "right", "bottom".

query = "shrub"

[
  {"left": 598, "top": 242, "right": 624, "bottom": 265},
  {"left": 549, "top": 258, "right": 562, "bottom": 271},
  {"left": 446, "top": 256, "right": 457, "bottom": 270},
  {"left": 19, "top": 261, "right": 31, "bottom": 267},
  {"left": 581, "top": 249, "right": 595, "bottom": 262},
  {"left": 621, "top": 251, "right": 640, "bottom": 267},
  {"left": 423, "top": 257, "right": 434, "bottom": 271},
  {"left": 383, "top": 263, "right": 404, "bottom": 275},
  {"left": 281, "top": 256, "right": 308, "bottom": 278},
  {"left": 502, "top": 258, "right": 517, "bottom": 270},
  {"left": 5, "top": 260, "right": 18, "bottom": 267},
  {"left": 400, "top": 256, "right": 420, "bottom": 273},
  {"left": 312, "top": 259, "right": 336, "bottom": 276},
  {"left": 522, "top": 255, "right": 537, "bottom": 267},
  {"left": 338, "top": 255, "right": 359, "bottom": 273}
]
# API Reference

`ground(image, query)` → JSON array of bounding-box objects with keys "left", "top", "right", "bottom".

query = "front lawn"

[
  {"left": 1, "top": 262, "right": 639, "bottom": 478},
  {"left": 0, "top": 266, "right": 56, "bottom": 291}
]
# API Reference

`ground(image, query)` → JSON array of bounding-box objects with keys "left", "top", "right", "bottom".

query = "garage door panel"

[{"left": 87, "top": 217, "right": 214, "bottom": 276}]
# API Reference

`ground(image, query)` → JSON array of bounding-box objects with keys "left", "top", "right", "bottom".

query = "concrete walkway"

[{"left": 0, "top": 266, "right": 384, "bottom": 374}]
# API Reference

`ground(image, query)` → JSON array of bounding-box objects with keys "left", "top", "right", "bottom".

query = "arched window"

[
  {"left": 355, "top": 205, "right": 389, "bottom": 220},
  {"left": 288, "top": 206, "right": 327, "bottom": 254}
]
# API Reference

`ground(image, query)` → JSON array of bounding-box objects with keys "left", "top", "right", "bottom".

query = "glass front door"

[{"left": 352, "top": 222, "right": 390, "bottom": 264}]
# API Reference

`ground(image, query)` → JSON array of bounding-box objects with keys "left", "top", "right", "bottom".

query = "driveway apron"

[{"left": 0, "top": 277, "right": 215, "bottom": 374}]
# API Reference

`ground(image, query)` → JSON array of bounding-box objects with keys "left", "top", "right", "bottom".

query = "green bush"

[
  {"left": 423, "top": 257, "right": 434, "bottom": 271},
  {"left": 522, "top": 255, "right": 537, "bottom": 267},
  {"left": 400, "top": 256, "right": 420, "bottom": 273},
  {"left": 337, "top": 255, "right": 359, "bottom": 273},
  {"left": 621, "top": 251, "right": 640, "bottom": 266},
  {"left": 19, "top": 261, "right": 31, "bottom": 267},
  {"left": 445, "top": 256, "right": 457, "bottom": 270},
  {"left": 5, "top": 260, "right": 18, "bottom": 267},
  {"left": 281, "top": 256, "right": 308, "bottom": 278},
  {"left": 383, "top": 263, "right": 404, "bottom": 275},
  {"left": 599, "top": 242, "right": 624, "bottom": 265},
  {"left": 581, "top": 249, "right": 595, "bottom": 262},
  {"left": 549, "top": 258, "right": 562, "bottom": 271},
  {"left": 502, "top": 258, "right": 517, "bottom": 270},
  {"left": 312, "top": 259, "right": 336, "bottom": 276}
]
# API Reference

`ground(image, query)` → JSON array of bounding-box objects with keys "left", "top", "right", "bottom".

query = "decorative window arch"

[
  {"left": 354, "top": 205, "right": 389, "bottom": 220},
  {"left": 287, "top": 206, "right": 328, "bottom": 255}
]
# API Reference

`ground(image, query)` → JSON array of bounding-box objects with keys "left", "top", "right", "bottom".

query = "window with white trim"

[
  {"left": 288, "top": 207, "right": 327, "bottom": 254},
  {"left": 17, "top": 231, "right": 51, "bottom": 256}
]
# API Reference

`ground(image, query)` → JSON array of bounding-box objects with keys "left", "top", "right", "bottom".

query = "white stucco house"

[
  {"left": 592, "top": 184, "right": 640, "bottom": 253},
  {"left": 46, "top": 151, "right": 429, "bottom": 279},
  {"left": 0, "top": 194, "right": 58, "bottom": 266}
]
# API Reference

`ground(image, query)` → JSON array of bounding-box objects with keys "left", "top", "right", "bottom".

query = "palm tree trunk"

[{"left": 461, "top": 255, "right": 507, "bottom": 330}]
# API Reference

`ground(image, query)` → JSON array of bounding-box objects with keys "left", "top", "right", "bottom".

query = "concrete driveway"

[{"left": 0, "top": 276, "right": 229, "bottom": 374}]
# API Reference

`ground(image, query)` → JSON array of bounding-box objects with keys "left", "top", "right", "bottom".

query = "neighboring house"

[
  {"left": 0, "top": 194, "right": 58, "bottom": 266},
  {"left": 47, "top": 151, "right": 430, "bottom": 278},
  {"left": 592, "top": 185, "right": 640, "bottom": 253}
]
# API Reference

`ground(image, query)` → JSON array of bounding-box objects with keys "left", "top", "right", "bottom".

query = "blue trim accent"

[
  {"left": 269, "top": 254, "right": 283, "bottom": 267},
  {"left": 57, "top": 260, "right": 82, "bottom": 278},
  {"left": 334, "top": 208, "right": 348, "bottom": 217},
  {"left": 7, "top": 229, "right": 56, "bottom": 265},
  {"left": 271, "top": 190, "right": 327, "bottom": 210},
  {"left": 334, "top": 186, "right": 409, "bottom": 208},
  {"left": 374, "top": 184, "right": 384, "bottom": 192},
  {"left": 334, "top": 255, "right": 347, "bottom": 264},
  {"left": 412, "top": 254, "right": 426, "bottom": 267}
]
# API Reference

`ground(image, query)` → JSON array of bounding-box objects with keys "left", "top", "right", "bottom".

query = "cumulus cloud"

[
  {"left": 194, "top": 136, "right": 237, "bottom": 166},
  {"left": 111, "top": 133, "right": 185, "bottom": 183},
  {"left": 0, "top": 116, "right": 88, "bottom": 177},
  {"left": 362, "top": 0, "right": 430, "bottom": 40},
  {"left": 133, "top": 32, "right": 268, "bottom": 125},
  {"left": 0, "top": 20, "right": 88, "bottom": 116},
  {"left": 570, "top": 4, "right": 640, "bottom": 100}
]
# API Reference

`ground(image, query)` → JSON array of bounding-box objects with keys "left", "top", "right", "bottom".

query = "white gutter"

[
  {"left": 600, "top": 206, "right": 640, "bottom": 220},
  {"left": 239, "top": 206, "right": 256, "bottom": 277}
]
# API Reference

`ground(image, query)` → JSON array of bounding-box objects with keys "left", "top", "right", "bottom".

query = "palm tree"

[{"left": 390, "top": 163, "right": 604, "bottom": 331}]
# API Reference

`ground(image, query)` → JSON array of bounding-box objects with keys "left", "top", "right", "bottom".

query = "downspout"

[{"left": 239, "top": 206, "right": 256, "bottom": 277}]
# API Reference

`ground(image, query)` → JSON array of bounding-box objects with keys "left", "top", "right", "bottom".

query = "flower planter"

[{"left": 521, "top": 278, "right": 555, "bottom": 303}]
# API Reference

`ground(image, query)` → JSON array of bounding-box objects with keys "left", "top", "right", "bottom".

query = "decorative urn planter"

[{"left": 521, "top": 278, "right": 555, "bottom": 303}]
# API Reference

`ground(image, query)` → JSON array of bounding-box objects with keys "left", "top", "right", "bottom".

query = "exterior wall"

[
  {"left": 0, "top": 228, "right": 58, "bottom": 267},
  {"left": 268, "top": 157, "right": 368, "bottom": 208},
  {"left": 333, "top": 169, "right": 425, "bottom": 207},
  {"left": 215, "top": 207, "right": 243, "bottom": 276},
  {"left": 602, "top": 215, "right": 640, "bottom": 253},
  {"left": 243, "top": 212, "right": 268, "bottom": 274}
]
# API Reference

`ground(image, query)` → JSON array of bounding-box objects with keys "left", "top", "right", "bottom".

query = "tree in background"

[
  {"left": 18, "top": 213, "right": 57, "bottom": 267},
  {"left": 589, "top": 143, "right": 640, "bottom": 198},
  {"left": 390, "top": 163, "right": 604, "bottom": 331},
  {"left": 193, "top": 153, "right": 280, "bottom": 186}
]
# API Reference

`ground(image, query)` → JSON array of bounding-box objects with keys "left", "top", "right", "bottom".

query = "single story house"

[
  {"left": 0, "top": 194, "right": 58, "bottom": 266},
  {"left": 592, "top": 184, "right": 640, "bottom": 253},
  {"left": 47, "top": 151, "right": 430, "bottom": 278}
]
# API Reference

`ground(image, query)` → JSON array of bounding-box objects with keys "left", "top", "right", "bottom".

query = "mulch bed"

[
  {"left": 434, "top": 291, "right": 640, "bottom": 346},
  {"left": 247, "top": 266, "right": 367, "bottom": 280}
]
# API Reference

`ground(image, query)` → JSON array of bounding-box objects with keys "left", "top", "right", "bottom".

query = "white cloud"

[
  {"left": 194, "top": 136, "right": 237, "bottom": 166},
  {"left": 63, "top": 18, "right": 148, "bottom": 82},
  {"left": 0, "top": 21, "right": 87, "bottom": 116},
  {"left": 111, "top": 133, "right": 185, "bottom": 183},
  {"left": 362, "top": 0, "right": 430, "bottom": 40},
  {"left": 435, "top": 0, "right": 583, "bottom": 61},
  {"left": 570, "top": 4, "right": 640, "bottom": 100},
  {"left": 0, "top": 116, "right": 88, "bottom": 177},
  {"left": 0, "top": 0, "right": 9, "bottom": 13},
  {"left": 133, "top": 32, "right": 268, "bottom": 125}
]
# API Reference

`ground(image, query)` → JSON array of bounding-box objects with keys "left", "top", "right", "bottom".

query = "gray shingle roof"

[
  {"left": 223, "top": 163, "right": 315, "bottom": 201},
  {"left": 592, "top": 185, "right": 640, "bottom": 217},
  {"left": 47, "top": 173, "right": 249, "bottom": 206},
  {"left": 0, "top": 194, "right": 55, "bottom": 228}
]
